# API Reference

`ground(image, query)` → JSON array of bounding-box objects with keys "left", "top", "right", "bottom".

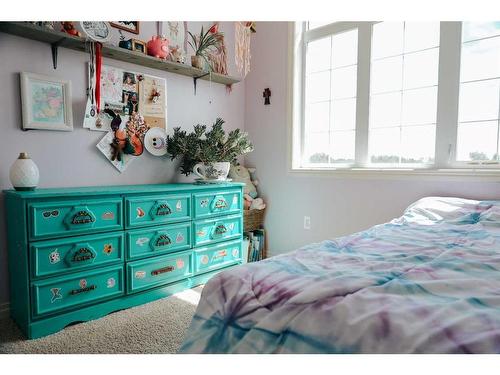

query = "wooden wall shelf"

[{"left": 0, "top": 22, "right": 241, "bottom": 86}]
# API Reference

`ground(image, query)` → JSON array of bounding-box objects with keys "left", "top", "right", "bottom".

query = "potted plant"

[
  {"left": 166, "top": 118, "right": 253, "bottom": 181},
  {"left": 188, "top": 24, "right": 223, "bottom": 70}
]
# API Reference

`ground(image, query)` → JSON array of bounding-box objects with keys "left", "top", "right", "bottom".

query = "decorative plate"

[
  {"left": 80, "top": 22, "right": 112, "bottom": 43},
  {"left": 144, "top": 127, "right": 167, "bottom": 156}
]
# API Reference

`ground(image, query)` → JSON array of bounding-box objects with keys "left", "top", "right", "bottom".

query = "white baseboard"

[{"left": 0, "top": 302, "right": 10, "bottom": 319}]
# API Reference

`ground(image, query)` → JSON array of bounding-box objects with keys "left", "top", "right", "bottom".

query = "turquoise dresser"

[{"left": 3, "top": 183, "right": 244, "bottom": 339}]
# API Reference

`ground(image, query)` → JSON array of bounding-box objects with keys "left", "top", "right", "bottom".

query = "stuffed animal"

[
  {"left": 228, "top": 165, "right": 258, "bottom": 198},
  {"left": 61, "top": 22, "right": 81, "bottom": 37}
]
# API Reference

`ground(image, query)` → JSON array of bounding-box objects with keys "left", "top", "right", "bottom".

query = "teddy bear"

[{"left": 228, "top": 165, "right": 265, "bottom": 210}]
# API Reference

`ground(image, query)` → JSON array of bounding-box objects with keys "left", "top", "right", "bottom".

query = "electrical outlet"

[{"left": 303, "top": 216, "right": 311, "bottom": 230}]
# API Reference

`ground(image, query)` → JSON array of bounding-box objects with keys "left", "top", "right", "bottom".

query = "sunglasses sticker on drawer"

[
  {"left": 43, "top": 210, "right": 59, "bottom": 218},
  {"left": 49, "top": 249, "right": 61, "bottom": 264}
]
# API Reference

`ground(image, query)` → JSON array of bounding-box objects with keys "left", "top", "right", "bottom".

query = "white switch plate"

[{"left": 304, "top": 216, "right": 311, "bottom": 230}]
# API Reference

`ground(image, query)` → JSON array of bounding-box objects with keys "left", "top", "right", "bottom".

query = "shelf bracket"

[
  {"left": 193, "top": 72, "right": 210, "bottom": 95},
  {"left": 51, "top": 38, "right": 65, "bottom": 69}
]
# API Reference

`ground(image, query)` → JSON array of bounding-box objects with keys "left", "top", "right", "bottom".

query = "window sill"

[{"left": 288, "top": 166, "right": 500, "bottom": 180}]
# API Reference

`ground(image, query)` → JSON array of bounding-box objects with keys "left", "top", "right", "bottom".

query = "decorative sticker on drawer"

[
  {"left": 102, "top": 211, "right": 115, "bottom": 220},
  {"left": 135, "top": 270, "right": 146, "bottom": 279},
  {"left": 196, "top": 230, "right": 206, "bottom": 237},
  {"left": 136, "top": 207, "right": 145, "bottom": 218},
  {"left": 107, "top": 277, "right": 116, "bottom": 288},
  {"left": 136, "top": 237, "right": 149, "bottom": 246},
  {"left": 176, "top": 233, "right": 184, "bottom": 243},
  {"left": 103, "top": 244, "right": 113, "bottom": 255},
  {"left": 232, "top": 248, "right": 239, "bottom": 257},
  {"left": 79, "top": 279, "right": 88, "bottom": 289},
  {"left": 49, "top": 249, "right": 61, "bottom": 264},
  {"left": 176, "top": 259, "right": 185, "bottom": 269},
  {"left": 200, "top": 199, "right": 209, "bottom": 208},
  {"left": 213, "top": 250, "right": 228, "bottom": 260},
  {"left": 201, "top": 255, "right": 209, "bottom": 265},
  {"left": 176, "top": 200, "right": 182, "bottom": 211},
  {"left": 50, "top": 287, "right": 62, "bottom": 303},
  {"left": 43, "top": 210, "right": 59, "bottom": 218},
  {"left": 232, "top": 194, "right": 238, "bottom": 205}
]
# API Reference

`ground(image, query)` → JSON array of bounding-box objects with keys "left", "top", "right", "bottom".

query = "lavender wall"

[
  {"left": 0, "top": 22, "right": 245, "bottom": 307},
  {"left": 244, "top": 22, "right": 500, "bottom": 256}
]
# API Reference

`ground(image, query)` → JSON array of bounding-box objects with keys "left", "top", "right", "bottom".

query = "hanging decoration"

[
  {"left": 235, "top": 22, "right": 255, "bottom": 77},
  {"left": 208, "top": 23, "right": 228, "bottom": 76}
]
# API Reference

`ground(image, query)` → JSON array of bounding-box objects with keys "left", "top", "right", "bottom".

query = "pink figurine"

[{"left": 146, "top": 36, "right": 170, "bottom": 59}]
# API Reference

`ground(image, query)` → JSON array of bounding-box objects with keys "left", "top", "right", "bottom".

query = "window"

[
  {"left": 292, "top": 21, "right": 500, "bottom": 173},
  {"left": 303, "top": 28, "right": 358, "bottom": 165},
  {"left": 456, "top": 22, "right": 500, "bottom": 163},
  {"left": 369, "top": 22, "right": 440, "bottom": 166}
]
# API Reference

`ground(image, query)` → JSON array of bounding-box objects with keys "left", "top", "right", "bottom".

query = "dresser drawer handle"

[
  {"left": 210, "top": 196, "right": 228, "bottom": 211},
  {"left": 70, "top": 284, "right": 97, "bottom": 295},
  {"left": 64, "top": 206, "right": 96, "bottom": 229},
  {"left": 150, "top": 201, "right": 172, "bottom": 219},
  {"left": 151, "top": 266, "right": 174, "bottom": 276},
  {"left": 150, "top": 232, "right": 172, "bottom": 251}
]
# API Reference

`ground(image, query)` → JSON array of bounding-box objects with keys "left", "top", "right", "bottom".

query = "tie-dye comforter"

[{"left": 180, "top": 197, "right": 500, "bottom": 353}]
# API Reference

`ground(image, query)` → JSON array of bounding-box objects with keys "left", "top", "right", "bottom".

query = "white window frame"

[{"left": 288, "top": 21, "right": 500, "bottom": 178}]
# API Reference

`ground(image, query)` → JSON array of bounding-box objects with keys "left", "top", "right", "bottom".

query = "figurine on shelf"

[
  {"left": 169, "top": 46, "right": 185, "bottom": 63},
  {"left": 146, "top": 35, "right": 170, "bottom": 59},
  {"left": 61, "top": 22, "right": 81, "bottom": 37}
]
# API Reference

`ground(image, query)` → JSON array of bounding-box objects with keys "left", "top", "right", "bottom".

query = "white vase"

[{"left": 9, "top": 152, "right": 40, "bottom": 191}]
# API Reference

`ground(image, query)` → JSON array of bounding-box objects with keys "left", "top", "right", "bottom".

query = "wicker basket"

[{"left": 243, "top": 208, "right": 265, "bottom": 232}]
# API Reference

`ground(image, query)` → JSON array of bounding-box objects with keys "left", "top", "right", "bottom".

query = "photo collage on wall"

[{"left": 84, "top": 64, "right": 167, "bottom": 172}]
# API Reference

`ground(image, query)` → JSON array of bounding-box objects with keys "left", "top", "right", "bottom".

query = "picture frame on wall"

[
  {"left": 20, "top": 72, "right": 73, "bottom": 131},
  {"left": 110, "top": 21, "right": 140, "bottom": 34}
]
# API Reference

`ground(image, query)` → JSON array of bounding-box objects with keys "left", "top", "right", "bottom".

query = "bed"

[{"left": 180, "top": 197, "right": 500, "bottom": 354}]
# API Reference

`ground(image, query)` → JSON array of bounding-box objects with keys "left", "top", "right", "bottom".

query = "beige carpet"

[{"left": 0, "top": 286, "right": 202, "bottom": 354}]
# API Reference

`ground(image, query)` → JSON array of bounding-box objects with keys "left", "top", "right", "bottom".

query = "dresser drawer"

[
  {"left": 126, "top": 222, "right": 191, "bottom": 260},
  {"left": 194, "top": 240, "right": 242, "bottom": 274},
  {"left": 126, "top": 251, "right": 193, "bottom": 293},
  {"left": 193, "top": 214, "right": 242, "bottom": 247},
  {"left": 192, "top": 190, "right": 242, "bottom": 219},
  {"left": 125, "top": 194, "right": 191, "bottom": 228},
  {"left": 32, "top": 265, "right": 124, "bottom": 316},
  {"left": 28, "top": 198, "right": 123, "bottom": 240},
  {"left": 31, "top": 232, "right": 124, "bottom": 279}
]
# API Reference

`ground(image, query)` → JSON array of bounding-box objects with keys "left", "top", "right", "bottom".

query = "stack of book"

[{"left": 242, "top": 229, "right": 266, "bottom": 263}]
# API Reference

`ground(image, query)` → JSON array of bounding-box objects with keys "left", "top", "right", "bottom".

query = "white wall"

[
  {"left": 244, "top": 22, "right": 500, "bottom": 256},
  {"left": 0, "top": 21, "right": 245, "bottom": 305}
]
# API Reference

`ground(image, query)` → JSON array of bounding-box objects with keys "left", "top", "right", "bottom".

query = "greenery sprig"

[{"left": 166, "top": 118, "right": 254, "bottom": 176}]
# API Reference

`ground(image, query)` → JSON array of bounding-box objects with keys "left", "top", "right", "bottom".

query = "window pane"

[
  {"left": 404, "top": 22, "right": 440, "bottom": 53},
  {"left": 403, "top": 48, "right": 439, "bottom": 90},
  {"left": 331, "top": 65, "right": 357, "bottom": 99},
  {"left": 401, "top": 87, "right": 438, "bottom": 126},
  {"left": 460, "top": 37, "right": 500, "bottom": 82},
  {"left": 331, "top": 98, "right": 356, "bottom": 130},
  {"left": 306, "top": 37, "right": 331, "bottom": 73},
  {"left": 370, "top": 92, "right": 402, "bottom": 128},
  {"left": 459, "top": 79, "right": 500, "bottom": 122},
  {"left": 462, "top": 22, "right": 500, "bottom": 42},
  {"left": 370, "top": 56, "right": 403, "bottom": 94},
  {"left": 332, "top": 29, "right": 358, "bottom": 68},
  {"left": 305, "top": 71, "right": 330, "bottom": 103},
  {"left": 401, "top": 125, "right": 436, "bottom": 163},
  {"left": 330, "top": 130, "right": 355, "bottom": 162},
  {"left": 305, "top": 132, "right": 330, "bottom": 163},
  {"left": 372, "top": 22, "right": 404, "bottom": 59},
  {"left": 369, "top": 127, "right": 401, "bottom": 164},
  {"left": 456, "top": 121, "right": 499, "bottom": 161},
  {"left": 305, "top": 102, "right": 330, "bottom": 133}
]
